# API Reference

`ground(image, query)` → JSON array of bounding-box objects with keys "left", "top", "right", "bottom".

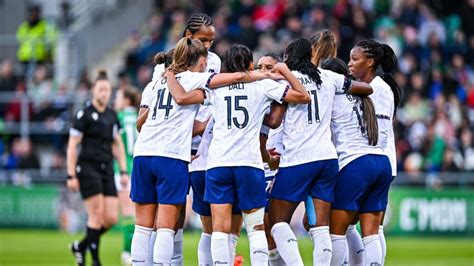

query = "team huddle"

[{"left": 68, "top": 12, "right": 400, "bottom": 266}]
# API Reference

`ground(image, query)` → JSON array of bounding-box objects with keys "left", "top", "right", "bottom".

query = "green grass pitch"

[{"left": 0, "top": 229, "right": 472, "bottom": 265}]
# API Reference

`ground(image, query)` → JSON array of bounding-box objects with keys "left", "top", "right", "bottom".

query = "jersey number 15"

[{"left": 224, "top": 95, "right": 249, "bottom": 129}]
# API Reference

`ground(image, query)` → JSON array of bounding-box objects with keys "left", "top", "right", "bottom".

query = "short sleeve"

[
  {"left": 71, "top": 109, "right": 88, "bottom": 134},
  {"left": 140, "top": 80, "right": 155, "bottom": 108},
  {"left": 182, "top": 72, "right": 215, "bottom": 92},
  {"left": 261, "top": 79, "right": 289, "bottom": 104},
  {"left": 152, "top": 63, "right": 165, "bottom": 82},
  {"left": 195, "top": 105, "right": 212, "bottom": 122},
  {"left": 325, "top": 69, "right": 351, "bottom": 94},
  {"left": 371, "top": 83, "right": 394, "bottom": 119},
  {"left": 114, "top": 112, "right": 123, "bottom": 135}
]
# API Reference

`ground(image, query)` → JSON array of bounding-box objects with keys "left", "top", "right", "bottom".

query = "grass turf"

[{"left": 0, "top": 229, "right": 473, "bottom": 265}]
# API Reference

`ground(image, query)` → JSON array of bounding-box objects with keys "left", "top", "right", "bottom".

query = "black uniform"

[{"left": 71, "top": 102, "right": 121, "bottom": 199}]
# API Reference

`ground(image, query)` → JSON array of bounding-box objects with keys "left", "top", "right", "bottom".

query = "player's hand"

[
  {"left": 267, "top": 154, "right": 280, "bottom": 171},
  {"left": 120, "top": 174, "right": 129, "bottom": 187},
  {"left": 191, "top": 154, "right": 200, "bottom": 161},
  {"left": 272, "top": 63, "right": 290, "bottom": 74},
  {"left": 268, "top": 147, "right": 281, "bottom": 156},
  {"left": 164, "top": 70, "right": 175, "bottom": 78},
  {"left": 67, "top": 177, "right": 80, "bottom": 192}
]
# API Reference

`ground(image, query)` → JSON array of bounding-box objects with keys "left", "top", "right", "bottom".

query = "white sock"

[
  {"left": 248, "top": 231, "right": 269, "bottom": 265},
  {"left": 198, "top": 233, "right": 213, "bottom": 266},
  {"left": 329, "top": 234, "right": 347, "bottom": 266},
  {"left": 309, "top": 226, "right": 332, "bottom": 266},
  {"left": 363, "top": 234, "right": 382, "bottom": 266},
  {"left": 271, "top": 222, "right": 303, "bottom": 266},
  {"left": 343, "top": 240, "right": 349, "bottom": 265},
  {"left": 153, "top": 228, "right": 175, "bottom": 265},
  {"left": 131, "top": 225, "right": 153, "bottom": 266},
  {"left": 346, "top": 225, "right": 365, "bottom": 266},
  {"left": 228, "top": 233, "right": 239, "bottom": 265},
  {"left": 379, "top": 225, "right": 386, "bottom": 265},
  {"left": 211, "top": 232, "right": 230, "bottom": 265},
  {"left": 268, "top": 248, "right": 287, "bottom": 266},
  {"left": 148, "top": 231, "right": 157, "bottom": 264},
  {"left": 171, "top": 229, "right": 183, "bottom": 265}
]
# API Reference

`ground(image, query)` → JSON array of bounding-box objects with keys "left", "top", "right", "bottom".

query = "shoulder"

[
  {"left": 105, "top": 107, "right": 118, "bottom": 118},
  {"left": 207, "top": 52, "right": 221, "bottom": 64},
  {"left": 371, "top": 76, "right": 393, "bottom": 99}
]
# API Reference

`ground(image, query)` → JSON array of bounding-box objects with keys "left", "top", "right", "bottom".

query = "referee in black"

[{"left": 67, "top": 70, "right": 129, "bottom": 266}]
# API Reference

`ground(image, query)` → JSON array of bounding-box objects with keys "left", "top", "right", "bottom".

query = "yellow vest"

[{"left": 16, "top": 20, "right": 51, "bottom": 62}]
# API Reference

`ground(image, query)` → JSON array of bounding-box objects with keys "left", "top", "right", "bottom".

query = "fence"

[{"left": 0, "top": 173, "right": 473, "bottom": 236}]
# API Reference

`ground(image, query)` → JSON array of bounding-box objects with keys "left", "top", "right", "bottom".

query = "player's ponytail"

[
  {"left": 154, "top": 48, "right": 174, "bottom": 67},
  {"left": 310, "top": 29, "right": 337, "bottom": 66},
  {"left": 361, "top": 97, "right": 378, "bottom": 146},
  {"left": 95, "top": 69, "right": 108, "bottom": 81},
  {"left": 355, "top": 39, "right": 402, "bottom": 116},
  {"left": 93, "top": 69, "right": 110, "bottom": 87},
  {"left": 320, "top": 57, "right": 378, "bottom": 146},
  {"left": 168, "top": 37, "right": 208, "bottom": 74},
  {"left": 284, "top": 38, "right": 322, "bottom": 86}
]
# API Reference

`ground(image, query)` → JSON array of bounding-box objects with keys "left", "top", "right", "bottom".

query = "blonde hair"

[
  {"left": 168, "top": 37, "right": 208, "bottom": 74},
  {"left": 310, "top": 29, "right": 337, "bottom": 66}
]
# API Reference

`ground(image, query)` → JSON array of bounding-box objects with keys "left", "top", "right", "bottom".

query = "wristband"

[
  {"left": 120, "top": 170, "right": 128, "bottom": 175},
  {"left": 67, "top": 175, "right": 75, "bottom": 180}
]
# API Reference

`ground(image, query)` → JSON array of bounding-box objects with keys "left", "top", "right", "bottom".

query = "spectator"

[{"left": 16, "top": 5, "right": 57, "bottom": 69}]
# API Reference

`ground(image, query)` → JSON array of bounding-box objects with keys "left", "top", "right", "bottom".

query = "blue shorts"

[
  {"left": 190, "top": 171, "right": 241, "bottom": 216},
  {"left": 264, "top": 176, "right": 274, "bottom": 212},
  {"left": 205, "top": 166, "right": 266, "bottom": 211},
  {"left": 130, "top": 156, "right": 189, "bottom": 205},
  {"left": 271, "top": 159, "right": 338, "bottom": 203},
  {"left": 332, "top": 154, "right": 392, "bottom": 213}
]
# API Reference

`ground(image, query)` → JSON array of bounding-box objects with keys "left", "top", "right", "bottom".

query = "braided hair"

[
  {"left": 284, "top": 38, "right": 322, "bottom": 87},
  {"left": 355, "top": 39, "right": 402, "bottom": 116},
  {"left": 321, "top": 58, "right": 378, "bottom": 146},
  {"left": 182, "top": 13, "right": 214, "bottom": 37}
]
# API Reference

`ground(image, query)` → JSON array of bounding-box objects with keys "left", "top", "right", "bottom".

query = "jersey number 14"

[{"left": 152, "top": 89, "right": 174, "bottom": 120}]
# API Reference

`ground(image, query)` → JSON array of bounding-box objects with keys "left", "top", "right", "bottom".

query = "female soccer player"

[
  {"left": 113, "top": 85, "right": 140, "bottom": 265},
  {"left": 201, "top": 44, "right": 310, "bottom": 266},
  {"left": 268, "top": 38, "right": 373, "bottom": 266},
  {"left": 342, "top": 39, "right": 401, "bottom": 265},
  {"left": 130, "top": 37, "right": 281, "bottom": 265},
  {"left": 67, "top": 70, "right": 129, "bottom": 266},
  {"left": 255, "top": 53, "right": 287, "bottom": 265},
  {"left": 302, "top": 29, "right": 339, "bottom": 232}
]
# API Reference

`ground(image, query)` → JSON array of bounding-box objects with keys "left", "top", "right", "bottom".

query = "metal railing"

[{"left": 0, "top": 92, "right": 83, "bottom": 137}]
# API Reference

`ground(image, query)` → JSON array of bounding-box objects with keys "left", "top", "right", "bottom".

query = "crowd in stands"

[{"left": 0, "top": 0, "right": 473, "bottom": 175}]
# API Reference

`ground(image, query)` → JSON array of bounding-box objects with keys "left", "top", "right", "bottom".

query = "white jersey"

[
  {"left": 206, "top": 79, "right": 288, "bottom": 170},
  {"left": 191, "top": 52, "right": 221, "bottom": 151},
  {"left": 134, "top": 71, "right": 213, "bottom": 161},
  {"left": 369, "top": 76, "right": 396, "bottom": 176},
  {"left": 331, "top": 93, "right": 385, "bottom": 170},
  {"left": 189, "top": 107, "right": 214, "bottom": 172},
  {"left": 280, "top": 69, "right": 351, "bottom": 167},
  {"left": 260, "top": 124, "right": 284, "bottom": 177}
]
